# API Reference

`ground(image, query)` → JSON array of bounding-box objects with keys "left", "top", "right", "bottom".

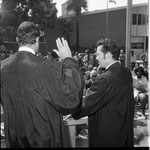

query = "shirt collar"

[
  {"left": 106, "top": 61, "right": 118, "bottom": 70},
  {"left": 18, "top": 47, "right": 35, "bottom": 55}
]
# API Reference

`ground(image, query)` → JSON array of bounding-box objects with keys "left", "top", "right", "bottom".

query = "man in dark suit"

[
  {"left": 1, "top": 21, "right": 84, "bottom": 148},
  {"left": 72, "top": 38, "right": 134, "bottom": 147}
]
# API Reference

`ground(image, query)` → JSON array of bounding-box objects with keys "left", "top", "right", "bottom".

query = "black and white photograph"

[{"left": 0, "top": 0, "right": 149, "bottom": 148}]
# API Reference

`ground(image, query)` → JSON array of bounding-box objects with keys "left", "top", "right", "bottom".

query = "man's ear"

[
  {"left": 31, "top": 37, "right": 39, "bottom": 45},
  {"left": 35, "top": 37, "right": 39, "bottom": 44},
  {"left": 106, "top": 52, "right": 112, "bottom": 59}
]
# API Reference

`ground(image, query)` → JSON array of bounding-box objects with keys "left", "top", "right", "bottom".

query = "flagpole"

[
  {"left": 106, "top": 0, "right": 108, "bottom": 37},
  {"left": 125, "top": 0, "right": 132, "bottom": 68}
]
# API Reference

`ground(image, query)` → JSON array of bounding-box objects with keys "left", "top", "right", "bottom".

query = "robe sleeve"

[
  {"left": 72, "top": 76, "right": 117, "bottom": 119},
  {"left": 32, "top": 57, "right": 85, "bottom": 116}
]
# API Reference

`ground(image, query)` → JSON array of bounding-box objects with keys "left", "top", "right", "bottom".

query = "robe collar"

[
  {"left": 18, "top": 47, "right": 35, "bottom": 55},
  {"left": 105, "top": 61, "right": 119, "bottom": 70}
]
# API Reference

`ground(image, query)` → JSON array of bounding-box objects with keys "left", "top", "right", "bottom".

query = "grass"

[{"left": 134, "top": 105, "right": 149, "bottom": 147}]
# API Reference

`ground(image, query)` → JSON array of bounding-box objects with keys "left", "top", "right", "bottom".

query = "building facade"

[
  {"left": 62, "top": 1, "right": 74, "bottom": 16},
  {"left": 1, "top": 2, "right": 148, "bottom": 58},
  {"left": 59, "top": 2, "right": 148, "bottom": 58}
]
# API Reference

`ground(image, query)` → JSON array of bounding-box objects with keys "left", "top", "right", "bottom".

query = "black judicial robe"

[
  {"left": 0, "top": 51, "right": 84, "bottom": 148},
  {"left": 73, "top": 62, "right": 134, "bottom": 147}
]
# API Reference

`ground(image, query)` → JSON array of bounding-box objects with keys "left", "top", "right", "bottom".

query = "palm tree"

[{"left": 66, "top": 0, "right": 87, "bottom": 52}]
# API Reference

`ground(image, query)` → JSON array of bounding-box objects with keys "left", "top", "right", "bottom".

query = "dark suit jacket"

[
  {"left": 1, "top": 51, "right": 84, "bottom": 148},
  {"left": 73, "top": 62, "right": 134, "bottom": 147}
]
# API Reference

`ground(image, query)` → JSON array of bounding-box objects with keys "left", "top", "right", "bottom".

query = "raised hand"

[{"left": 53, "top": 37, "right": 72, "bottom": 60}]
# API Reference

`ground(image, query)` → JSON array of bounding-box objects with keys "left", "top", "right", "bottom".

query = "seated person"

[
  {"left": 73, "top": 52, "right": 83, "bottom": 67},
  {"left": 85, "top": 70, "right": 98, "bottom": 95},
  {"left": 133, "top": 66, "right": 149, "bottom": 119},
  {"left": 97, "top": 67, "right": 105, "bottom": 76}
]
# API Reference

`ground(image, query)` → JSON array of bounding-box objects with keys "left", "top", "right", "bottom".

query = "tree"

[
  {"left": 0, "top": 0, "right": 57, "bottom": 42},
  {"left": 66, "top": 0, "right": 88, "bottom": 52},
  {"left": 59, "top": 18, "right": 74, "bottom": 47}
]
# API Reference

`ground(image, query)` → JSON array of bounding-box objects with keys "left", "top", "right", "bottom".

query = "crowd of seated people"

[
  {"left": 1, "top": 46, "right": 149, "bottom": 121},
  {"left": 0, "top": 45, "right": 14, "bottom": 61}
]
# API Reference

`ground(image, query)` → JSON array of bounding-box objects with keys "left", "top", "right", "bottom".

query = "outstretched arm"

[{"left": 38, "top": 37, "right": 85, "bottom": 115}]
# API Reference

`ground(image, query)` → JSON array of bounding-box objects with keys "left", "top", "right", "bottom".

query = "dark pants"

[{"left": 140, "top": 95, "right": 148, "bottom": 116}]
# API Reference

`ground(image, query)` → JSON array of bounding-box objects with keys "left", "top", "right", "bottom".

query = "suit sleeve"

[
  {"left": 33, "top": 57, "right": 85, "bottom": 115},
  {"left": 72, "top": 76, "right": 117, "bottom": 119}
]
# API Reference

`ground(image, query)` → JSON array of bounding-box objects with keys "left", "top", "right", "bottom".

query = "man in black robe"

[
  {"left": 0, "top": 21, "right": 84, "bottom": 148},
  {"left": 72, "top": 38, "right": 134, "bottom": 147}
]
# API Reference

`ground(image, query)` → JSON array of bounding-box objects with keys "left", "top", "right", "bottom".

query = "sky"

[
  {"left": 0, "top": 0, "right": 148, "bottom": 16},
  {"left": 53, "top": 0, "right": 148, "bottom": 17}
]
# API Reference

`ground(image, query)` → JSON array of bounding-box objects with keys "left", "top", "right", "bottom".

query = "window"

[
  {"left": 138, "top": 14, "right": 142, "bottom": 25},
  {"left": 132, "top": 14, "right": 147, "bottom": 25},
  {"left": 131, "top": 43, "right": 137, "bottom": 49},
  {"left": 131, "top": 43, "right": 144, "bottom": 49},
  {"left": 141, "top": 14, "right": 147, "bottom": 25},
  {"left": 132, "top": 14, "right": 137, "bottom": 25},
  {"left": 136, "top": 43, "right": 144, "bottom": 49}
]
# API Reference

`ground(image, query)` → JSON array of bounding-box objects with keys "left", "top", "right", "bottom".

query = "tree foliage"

[
  {"left": 59, "top": 18, "right": 74, "bottom": 46},
  {"left": 0, "top": 0, "right": 58, "bottom": 41},
  {"left": 66, "top": 0, "right": 88, "bottom": 52},
  {"left": 60, "top": 18, "right": 74, "bottom": 37},
  {"left": 67, "top": 0, "right": 88, "bottom": 16}
]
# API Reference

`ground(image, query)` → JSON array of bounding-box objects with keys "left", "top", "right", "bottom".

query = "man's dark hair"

[
  {"left": 134, "top": 66, "right": 145, "bottom": 76},
  {"left": 96, "top": 38, "right": 120, "bottom": 60},
  {"left": 16, "top": 21, "right": 40, "bottom": 46},
  {"left": 80, "top": 67, "right": 86, "bottom": 72},
  {"left": 51, "top": 51, "right": 59, "bottom": 59}
]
